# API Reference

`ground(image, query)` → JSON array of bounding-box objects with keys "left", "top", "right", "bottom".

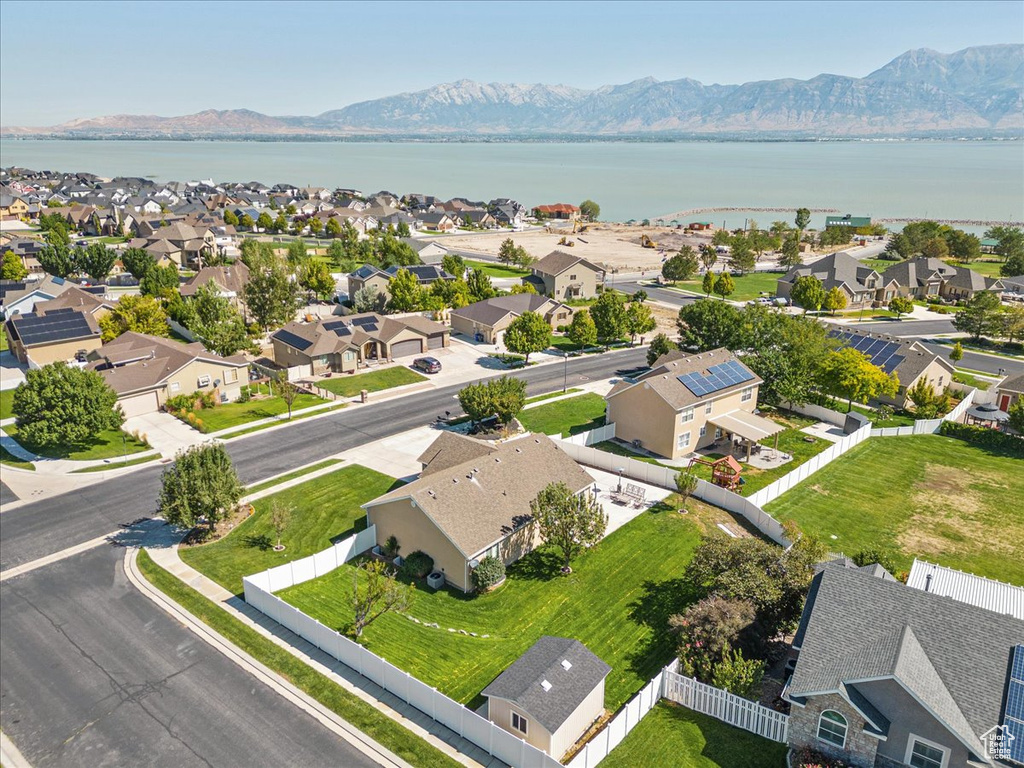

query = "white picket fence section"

[
  {"left": 661, "top": 667, "right": 789, "bottom": 743},
  {"left": 243, "top": 528, "right": 563, "bottom": 768},
  {"left": 869, "top": 388, "right": 975, "bottom": 438}
]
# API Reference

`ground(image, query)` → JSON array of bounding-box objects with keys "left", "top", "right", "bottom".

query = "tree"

[
  {"left": 350, "top": 559, "right": 411, "bottom": 638},
  {"left": 675, "top": 471, "right": 698, "bottom": 511},
  {"left": 286, "top": 238, "right": 309, "bottom": 266},
  {"left": 920, "top": 237, "right": 949, "bottom": 260},
  {"left": 223, "top": 209, "right": 239, "bottom": 226},
  {"left": 662, "top": 246, "right": 699, "bottom": 282},
  {"left": 1003, "top": 304, "right": 1024, "bottom": 343},
  {"left": 245, "top": 264, "right": 302, "bottom": 330},
  {"left": 906, "top": 379, "right": 951, "bottom": 419},
  {"left": 1, "top": 250, "right": 28, "bottom": 280},
  {"left": 748, "top": 230, "right": 774, "bottom": 262},
  {"left": 1008, "top": 400, "right": 1024, "bottom": 434},
  {"left": 821, "top": 347, "right": 899, "bottom": 411},
  {"left": 256, "top": 211, "right": 274, "bottom": 232},
  {"left": 352, "top": 284, "right": 386, "bottom": 313},
  {"left": 120, "top": 247, "right": 156, "bottom": 280},
  {"left": 823, "top": 286, "right": 847, "bottom": 315},
  {"left": 1003, "top": 252, "right": 1024, "bottom": 278},
  {"left": 677, "top": 300, "right": 742, "bottom": 351},
  {"left": 711, "top": 229, "right": 732, "bottom": 247},
  {"left": 466, "top": 269, "right": 496, "bottom": 302},
  {"left": 275, "top": 377, "right": 300, "bottom": 419},
  {"left": 498, "top": 237, "right": 521, "bottom": 265},
  {"left": 669, "top": 595, "right": 756, "bottom": 680},
  {"left": 885, "top": 232, "right": 912, "bottom": 261},
  {"left": 625, "top": 301, "right": 656, "bottom": 344},
  {"left": 239, "top": 213, "right": 254, "bottom": 230},
  {"left": 396, "top": 221, "right": 411, "bottom": 238},
  {"left": 713, "top": 271, "right": 735, "bottom": 300},
  {"left": 175, "top": 282, "right": 252, "bottom": 356},
  {"left": 949, "top": 341, "right": 964, "bottom": 363},
  {"left": 633, "top": 289, "right": 648, "bottom": 303},
  {"left": 472, "top": 556, "right": 505, "bottom": 591},
  {"left": 701, "top": 270, "right": 715, "bottom": 297},
  {"left": 78, "top": 243, "right": 117, "bottom": 283},
  {"left": 589, "top": 291, "right": 627, "bottom": 344},
  {"left": 726, "top": 235, "right": 755, "bottom": 273},
  {"left": 711, "top": 649, "right": 766, "bottom": 701},
  {"left": 457, "top": 375, "right": 526, "bottom": 426},
  {"left": 779, "top": 232, "right": 801, "bottom": 268},
  {"left": 818, "top": 226, "right": 853, "bottom": 247},
  {"left": 952, "top": 291, "right": 1002, "bottom": 340},
  {"left": 274, "top": 213, "right": 289, "bottom": 234},
  {"left": 646, "top": 332, "right": 674, "bottom": 366},
  {"left": 441, "top": 253, "right": 466, "bottom": 278},
  {"left": 790, "top": 275, "right": 825, "bottom": 313},
  {"left": 532, "top": 482, "right": 608, "bottom": 573},
  {"left": 503, "top": 311, "right": 550, "bottom": 363},
  {"left": 37, "top": 243, "right": 77, "bottom": 278},
  {"left": 985, "top": 226, "right": 1024, "bottom": 263},
  {"left": 12, "top": 362, "right": 123, "bottom": 448},
  {"left": 888, "top": 295, "right": 914, "bottom": 320},
  {"left": 794, "top": 208, "right": 811, "bottom": 232},
  {"left": 325, "top": 238, "right": 349, "bottom": 268},
  {"left": 579, "top": 200, "right": 600, "bottom": 221},
  {"left": 139, "top": 263, "right": 180, "bottom": 298},
  {"left": 99, "top": 294, "right": 170, "bottom": 341},
  {"left": 946, "top": 230, "right": 981, "bottom": 263},
  {"left": 308, "top": 217, "right": 323, "bottom": 236},
  {"left": 299, "top": 259, "right": 335, "bottom": 302},
  {"left": 240, "top": 238, "right": 277, "bottom": 270},
  {"left": 698, "top": 243, "right": 718, "bottom": 273},
  {"left": 564, "top": 308, "right": 596, "bottom": 348},
  {"left": 158, "top": 443, "right": 243, "bottom": 532},
  {"left": 269, "top": 501, "right": 292, "bottom": 551},
  {"left": 429, "top": 277, "right": 471, "bottom": 309},
  {"left": 386, "top": 268, "right": 423, "bottom": 312}
]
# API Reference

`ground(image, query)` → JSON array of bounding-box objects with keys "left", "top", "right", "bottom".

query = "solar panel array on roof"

[
  {"left": 828, "top": 330, "right": 906, "bottom": 374},
  {"left": 274, "top": 328, "right": 313, "bottom": 351},
  {"left": 1005, "top": 645, "right": 1024, "bottom": 765},
  {"left": 13, "top": 309, "right": 95, "bottom": 346},
  {"left": 0, "top": 281, "right": 28, "bottom": 299},
  {"left": 350, "top": 317, "right": 379, "bottom": 331},
  {"left": 677, "top": 359, "right": 755, "bottom": 397},
  {"left": 322, "top": 320, "right": 352, "bottom": 336}
]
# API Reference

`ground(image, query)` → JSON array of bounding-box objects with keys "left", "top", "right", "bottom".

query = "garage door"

[
  {"left": 427, "top": 334, "right": 445, "bottom": 350},
  {"left": 391, "top": 339, "right": 423, "bottom": 358},
  {"left": 119, "top": 391, "right": 160, "bottom": 418}
]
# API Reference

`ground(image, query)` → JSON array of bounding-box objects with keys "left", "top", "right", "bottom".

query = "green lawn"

[
  {"left": 766, "top": 434, "right": 1024, "bottom": 583},
  {"left": 517, "top": 392, "right": 606, "bottom": 437},
  {"left": 180, "top": 464, "right": 397, "bottom": 595},
  {"left": 668, "top": 272, "right": 782, "bottom": 302},
  {"left": 0, "top": 331, "right": 8, "bottom": 352},
  {"left": 317, "top": 367, "right": 427, "bottom": 398},
  {"left": 280, "top": 504, "right": 707, "bottom": 711},
  {"left": 0, "top": 388, "right": 14, "bottom": 420},
  {"left": 136, "top": 551, "right": 461, "bottom": 768},
  {"left": 860, "top": 258, "right": 899, "bottom": 272},
  {"left": 953, "top": 370, "right": 992, "bottom": 391},
  {"left": 525, "top": 387, "right": 582, "bottom": 405},
  {"left": 950, "top": 259, "right": 1004, "bottom": 278},
  {"left": 602, "top": 702, "right": 787, "bottom": 768},
  {"left": 848, "top": 403, "right": 916, "bottom": 428},
  {"left": 5, "top": 426, "right": 151, "bottom": 461},
  {"left": 246, "top": 459, "right": 343, "bottom": 494},
  {"left": 187, "top": 392, "right": 327, "bottom": 433},
  {"left": 71, "top": 454, "right": 162, "bottom": 473},
  {"left": 464, "top": 259, "right": 530, "bottom": 278},
  {"left": 0, "top": 445, "right": 34, "bottom": 470},
  {"left": 221, "top": 403, "right": 346, "bottom": 439}
]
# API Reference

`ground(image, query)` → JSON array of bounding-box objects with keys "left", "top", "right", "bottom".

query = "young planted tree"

[
  {"left": 790, "top": 275, "right": 826, "bottom": 314},
  {"left": 99, "top": 294, "right": 170, "bottom": 341},
  {"left": 352, "top": 285, "right": 387, "bottom": 313},
  {"left": 888, "top": 295, "right": 914, "bottom": 320},
  {"left": 906, "top": 379, "right": 952, "bottom": 419},
  {"left": 275, "top": 378, "right": 300, "bottom": 419},
  {"left": 350, "top": 560, "right": 412, "bottom": 639},
  {"left": 714, "top": 271, "right": 735, "bottom": 300},
  {"left": 625, "top": 301, "right": 656, "bottom": 344},
  {"left": 823, "top": 286, "right": 847, "bottom": 316},
  {"left": 822, "top": 347, "right": 900, "bottom": 412},
  {"left": 568, "top": 309, "right": 598, "bottom": 348},
  {"left": 245, "top": 264, "right": 302, "bottom": 330},
  {"left": 726, "top": 235, "right": 756, "bottom": 274},
  {"left": 503, "top": 310, "right": 550, "bottom": 363},
  {"left": 646, "top": 332, "right": 674, "bottom": 366},
  {"left": 13, "top": 363, "right": 124, "bottom": 448},
  {"left": 779, "top": 232, "right": 802, "bottom": 268},
  {"left": 158, "top": 442, "right": 243, "bottom": 532},
  {"left": 675, "top": 470, "right": 699, "bottom": 512},
  {"left": 270, "top": 501, "right": 292, "bottom": 551},
  {"left": 1, "top": 250, "right": 28, "bottom": 280},
  {"left": 949, "top": 341, "right": 964, "bottom": 363},
  {"left": 287, "top": 238, "right": 309, "bottom": 265},
  {"left": 711, "top": 649, "right": 766, "bottom": 701},
  {"left": 531, "top": 482, "right": 608, "bottom": 574},
  {"left": 701, "top": 270, "right": 715, "bottom": 297},
  {"left": 589, "top": 291, "right": 626, "bottom": 345},
  {"left": 698, "top": 243, "right": 718, "bottom": 274}
]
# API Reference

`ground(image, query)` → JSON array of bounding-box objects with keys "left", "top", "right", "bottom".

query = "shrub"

[
  {"left": 851, "top": 548, "right": 902, "bottom": 576},
  {"left": 400, "top": 550, "right": 434, "bottom": 580},
  {"left": 237, "top": 388, "right": 252, "bottom": 404},
  {"left": 791, "top": 746, "right": 855, "bottom": 768},
  {"left": 472, "top": 556, "right": 505, "bottom": 590},
  {"left": 556, "top": 324, "right": 569, "bottom": 333},
  {"left": 939, "top": 421, "right": 1024, "bottom": 457},
  {"left": 384, "top": 535, "right": 400, "bottom": 558}
]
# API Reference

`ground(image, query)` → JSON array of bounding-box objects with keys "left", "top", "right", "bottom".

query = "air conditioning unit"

[
  {"left": 197, "top": 375, "right": 211, "bottom": 387},
  {"left": 632, "top": 439, "right": 643, "bottom": 449}
]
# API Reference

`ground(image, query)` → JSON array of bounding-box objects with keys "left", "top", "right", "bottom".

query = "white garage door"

[
  {"left": 391, "top": 339, "right": 423, "bottom": 358},
  {"left": 119, "top": 391, "right": 160, "bottom": 418}
]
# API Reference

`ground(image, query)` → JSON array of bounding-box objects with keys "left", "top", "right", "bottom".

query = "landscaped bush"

[
  {"left": 791, "top": 746, "right": 855, "bottom": 768},
  {"left": 472, "top": 556, "right": 505, "bottom": 591},
  {"left": 399, "top": 550, "right": 434, "bottom": 580},
  {"left": 940, "top": 421, "right": 1024, "bottom": 457}
]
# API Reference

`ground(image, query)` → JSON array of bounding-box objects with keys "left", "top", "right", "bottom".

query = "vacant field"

[
  {"left": 518, "top": 392, "right": 607, "bottom": 437},
  {"left": 766, "top": 434, "right": 1024, "bottom": 583},
  {"left": 318, "top": 367, "right": 427, "bottom": 398}
]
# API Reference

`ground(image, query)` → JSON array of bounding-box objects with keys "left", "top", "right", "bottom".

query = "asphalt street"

[
  {"left": 0, "top": 347, "right": 647, "bottom": 572},
  {"left": 0, "top": 543, "right": 377, "bottom": 768}
]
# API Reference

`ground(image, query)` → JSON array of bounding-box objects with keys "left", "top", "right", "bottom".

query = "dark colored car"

[{"left": 412, "top": 357, "right": 442, "bottom": 374}]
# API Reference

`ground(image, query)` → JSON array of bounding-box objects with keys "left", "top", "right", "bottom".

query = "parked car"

[{"left": 412, "top": 357, "right": 442, "bottom": 374}]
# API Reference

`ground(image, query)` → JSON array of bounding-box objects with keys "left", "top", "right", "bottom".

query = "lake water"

[{"left": 1, "top": 139, "right": 1021, "bottom": 228}]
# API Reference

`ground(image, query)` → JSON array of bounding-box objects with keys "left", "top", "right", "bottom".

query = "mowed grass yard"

[
  {"left": 318, "top": 367, "right": 427, "bottom": 398},
  {"left": 463, "top": 259, "right": 530, "bottom": 278},
  {"left": 602, "top": 702, "right": 787, "bottom": 768},
  {"left": 280, "top": 503, "right": 711, "bottom": 712},
  {"left": 518, "top": 392, "right": 607, "bottom": 437},
  {"left": 4, "top": 425, "right": 150, "bottom": 461},
  {"left": 766, "top": 435, "right": 1024, "bottom": 583},
  {"left": 667, "top": 271, "right": 782, "bottom": 302},
  {"left": 191, "top": 392, "right": 328, "bottom": 433},
  {"left": 0, "top": 388, "right": 14, "bottom": 420},
  {"left": 180, "top": 464, "right": 398, "bottom": 595}
]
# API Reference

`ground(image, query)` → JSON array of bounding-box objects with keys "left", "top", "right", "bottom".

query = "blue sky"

[{"left": 1, "top": 0, "right": 1021, "bottom": 125}]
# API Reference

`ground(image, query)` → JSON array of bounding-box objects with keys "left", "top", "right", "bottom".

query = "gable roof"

[
  {"left": 532, "top": 251, "right": 603, "bottom": 278},
  {"left": 32, "top": 285, "right": 112, "bottom": 316},
  {"left": 609, "top": 348, "right": 761, "bottom": 411},
  {"left": 907, "top": 559, "right": 1024, "bottom": 620},
  {"left": 417, "top": 431, "right": 496, "bottom": 477},
  {"left": 6, "top": 306, "right": 100, "bottom": 347},
  {"left": 827, "top": 327, "right": 954, "bottom": 386},
  {"left": 780, "top": 252, "right": 889, "bottom": 295},
  {"left": 451, "top": 294, "right": 563, "bottom": 327},
  {"left": 0, "top": 274, "right": 73, "bottom": 310},
  {"left": 383, "top": 264, "right": 453, "bottom": 283},
  {"left": 883, "top": 257, "right": 1004, "bottom": 294},
  {"left": 271, "top": 312, "right": 430, "bottom": 357},
  {"left": 482, "top": 636, "right": 610, "bottom": 735},
  {"left": 180, "top": 263, "right": 250, "bottom": 297},
  {"left": 364, "top": 433, "right": 593, "bottom": 558},
  {"left": 998, "top": 372, "right": 1024, "bottom": 395}
]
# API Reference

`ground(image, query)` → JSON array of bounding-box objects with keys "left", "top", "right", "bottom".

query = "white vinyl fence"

[
  {"left": 243, "top": 528, "right": 563, "bottom": 768},
  {"left": 869, "top": 388, "right": 975, "bottom": 438},
  {"left": 558, "top": 422, "right": 617, "bottom": 447},
  {"left": 661, "top": 667, "right": 789, "bottom": 743}
]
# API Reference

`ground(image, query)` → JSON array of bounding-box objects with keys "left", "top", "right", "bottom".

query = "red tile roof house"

[{"left": 532, "top": 203, "right": 580, "bottom": 220}]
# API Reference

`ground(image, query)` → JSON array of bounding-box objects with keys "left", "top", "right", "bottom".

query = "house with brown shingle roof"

[
  {"left": 85, "top": 332, "right": 248, "bottom": 418},
  {"left": 523, "top": 251, "right": 604, "bottom": 300},
  {"left": 179, "top": 262, "right": 250, "bottom": 312},
  {"left": 32, "top": 285, "right": 115, "bottom": 320},
  {"left": 4, "top": 305, "right": 102, "bottom": 366},
  {"left": 363, "top": 433, "right": 594, "bottom": 592},
  {"left": 450, "top": 294, "right": 574, "bottom": 344}
]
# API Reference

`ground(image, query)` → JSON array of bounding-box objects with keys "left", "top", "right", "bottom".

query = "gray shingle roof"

[
  {"left": 451, "top": 294, "right": 559, "bottom": 326},
  {"left": 482, "top": 636, "right": 610, "bottom": 734},
  {"left": 615, "top": 348, "right": 761, "bottom": 411},
  {"left": 532, "top": 251, "right": 603, "bottom": 278},
  {"left": 780, "top": 252, "right": 889, "bottom": 295}
]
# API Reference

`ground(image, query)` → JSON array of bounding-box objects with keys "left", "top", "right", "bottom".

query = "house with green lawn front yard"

[{"left": 362, "top": 432, "right": 593, "bottom": 592}]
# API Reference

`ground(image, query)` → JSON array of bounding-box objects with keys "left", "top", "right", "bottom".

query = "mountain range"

[{"left": 4, "top": 45, "right": 1022, "bottom": 139}]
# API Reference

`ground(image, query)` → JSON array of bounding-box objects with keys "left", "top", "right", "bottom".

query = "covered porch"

[{"left": 707, "top": 410, "right": 787, "bottom": 467}]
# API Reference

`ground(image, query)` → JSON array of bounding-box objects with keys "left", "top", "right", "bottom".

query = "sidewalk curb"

[
  {"left": 0, "top": 729, "right": 32, "bottom": 768},
  {"left": 124, "top": 545, "right": 412, "bottom": 768}
]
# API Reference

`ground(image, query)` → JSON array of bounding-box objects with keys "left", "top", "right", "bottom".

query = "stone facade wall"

[{"left": 788, "top": 693, "right": 879, "bottom": 768}]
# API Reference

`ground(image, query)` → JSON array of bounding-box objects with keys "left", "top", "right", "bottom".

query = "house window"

[
  {"left": 226, "top": 368, "right": 238, "bottom": 383},
  {"left": 741, "top": 387, "right": 753, "bottom": 403},
  {"left": 569, "top": 274, "right": 577, "bottom": 280},
  {"left": 170, "top": 382, "right": 180, "bottom": 393},
  {"left": 677, "top": 431, "right": 691, "bottom": 450},
  {"left": 680, "top": 408, "right": 694, "bottom": 423},
  {"left": 705, "top": 401, "right": 713, "bottom": 415},
  {"left": 699, "top": 425, "right": 707, "bottom": 438},
  {"left": 197, "top": 374, "right": 211, "bottom": 388},
  {"left": 714, "top": 427, "right": 722, "bottom": 439},
  {"left": 906, "top": 735, "right": 948, "bottom": 768},
  {"left": 511, "top": 712, "right": 528, "bottom": 735},
  {"left": 816, "top": 710, "right": 847, "bottom": 748}
]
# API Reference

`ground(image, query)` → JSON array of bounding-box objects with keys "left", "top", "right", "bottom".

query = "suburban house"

[
  {"left": 0, "top": 194, "right": 30, "bottom": 219},
  {"left": 179, "top": 263, "right": 251, "bottom": 311},
  {"left": 86, "top": 332, "right": 249, "bottom": 418},
  {"left": 785, "top": 563, "right": 1024, "bottom": 768},
  {"left": 417, "top": 211, "right": 460, "bottom": 232},
  {"left": 824, "top": 214, "right": 872, "bottom": 229},
  {"left": 31, "top": 285, "right": 114, "bottom": 321},
  {"left": 523, "top": 251, "right": 604, "bottom": 300},
  {"left": 827, "top": 328, "right": 955, "bottom": 408},
  {"left": 4, "top": 306, "right": 102, "bottom": 366},
  {"left": 362, "top": 433, "right": 594, "bottom": 592},
  {"left": 995, "top": 372, "right": 1024, "bottom": 413},
  {"left": 532, "top": 203, "right": 579, "bottom": 220},
  {"left": 882, "top": 258, "right": 1005, "bottom": 303},
  {"left": 777, "top": 252, "right": 899, "bottom": 310},
  {"left": 404, "top": 239, "right": 450, "bottom": 265},
  {"left": 482, "top": 636, "right": 610, "bottom": 760},
  {"left": 346, "top": 264, "right": 454, "bottom": 302},
  {"left": 385, "top": 264, "right": 455, "bottom": 286},
  {"left": 1, "top": 274, "right": 76, "bottom": 319},
  {"left": 450, "top": 294, "right": 575, "bottom": 344},
  {"left": 271, "top": 312, "right": 449, "bottom": 374},
  {"left": 606, "top": 348, "right": 780, "bottom": 461}
]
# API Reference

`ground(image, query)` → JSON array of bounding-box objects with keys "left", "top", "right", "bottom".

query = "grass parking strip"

[
  {"left": 136, "top": 550, "right": 462, "bottom": 768},
  {"left": 71, "top": 454, "right": 162, "bottom": 473},
  {"left": 0, "top": 445, "right": 34, "bottom": 470}
]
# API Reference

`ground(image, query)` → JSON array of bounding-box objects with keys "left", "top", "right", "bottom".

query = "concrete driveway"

[{"left": 123, "top": 411, "right": 204, "bottom": 457}]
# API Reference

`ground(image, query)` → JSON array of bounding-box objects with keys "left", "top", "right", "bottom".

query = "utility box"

[{"left": 361, "top": 389, "right": 369, "bottom": 403}]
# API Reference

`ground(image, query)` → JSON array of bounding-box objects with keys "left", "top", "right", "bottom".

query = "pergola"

[
  {"left": 965, "top": 403, "right": 1010, "bottom": 429},
  {"left": 709, "top": 410, "right": 785, "bottom": 462}
]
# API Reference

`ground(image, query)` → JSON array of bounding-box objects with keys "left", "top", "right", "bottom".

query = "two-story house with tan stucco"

[
  {"left": 606, "top": 348, "right": 781, "bottom": 461},
  {"left": 523, "top": 251, "right": 604, "bottom": 300}
]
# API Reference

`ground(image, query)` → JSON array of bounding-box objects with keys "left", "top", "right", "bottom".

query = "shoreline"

[{"left": 652, "top": 207, "right": 1022, "bottom": 228}]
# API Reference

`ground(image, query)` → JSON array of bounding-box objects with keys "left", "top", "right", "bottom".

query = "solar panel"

[
  {"left": 322, "top": 320, "right": 352, "bottom": 336},
  {"left": 13, "top": 310, "right": 96, "bottom": 346},
  {"left": 677, "top": 360, "right": 755, "bottom": 397},
  {"left": 1004, "top": 645, "right": 1024, "bottom": 765},
  {"left": 274, "top": 329, "right": 312, "bottom": 351},
  {"left": 828, "top": 330, "right": 909, "bottom": 374}
]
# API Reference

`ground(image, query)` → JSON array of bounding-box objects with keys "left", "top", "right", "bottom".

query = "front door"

[{"left": 1000, "top": 394, "right": 1012, "bottom": 411}]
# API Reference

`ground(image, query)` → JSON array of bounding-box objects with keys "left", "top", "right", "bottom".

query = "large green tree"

[
  {"left": 823, "top": 286, "right": 847, "bottom": 315},
  {"left": 821, "top": 347, "right": 899, "bottom": 411},
  {"left": 790, "top": 275, "right": 826, "bottom": 313},
  {"left": 256, "top": 211, "right": 274, "bottom": 232},
  {"left": 158, "top": 443, "right": 243, "bottom": 532},
  {"left": 78, "top": 243, "right": 117, "bottom": 283},
  {"left": 625, "top": 301, "right": 656, "bottom": 344},
  {"left": 299, "top": 259, "right": 335, "bottom": 302},
  {"left": 714, "top": 271, "right": 735, "bottom": 300},
  {"left": 589, "top": 291, "right": 626, "bottom": 344},
  {"left": 579, "top": 200, "right": 600, "bottom": 221},
  {"left": 467, "top": 269, "right": 496, "bottom": 302},
  {"left": 985, "top": 226, "right": 1024, "bottom": 263},
  {"left": 567, "top": 308, "right": 598, "bottom": 348},
  {"left": 677, "top": 300, "right": 743, "bottom": 351},
  {"left": 175, "top": 282, "right": 251, "bottom": 356},
  {"left": 779, "top": 232, "right": 801, "bottom": 268},
  {"left": 99, "top": 294, "right": 170, "bottom": 341},
  {"left": 429, "top": 277, "right": 471, "bottom": 309},
  {"left": 662, "top": 246, "right": 699, "bottom": 282},
  {"left": 646, "top": 332, "right": 675, "bottom": 366},
  {"left": 245, "top": 265, "right": 302, "bottom": 330},
  {"left": 726, "top": 235, "right": 756, "bottom": 273},
  {"left": 531, "top": 482, "right": 608, "bottom": 573},
  {"left": 37, "top": 242, "right": 77, "bottom": 278},
  {"left": 12, "top": 362, "right": 123, "bottom": 447},
  {"left": 120, "top": 247, "right": 156, "bottom": 280},
  {"left": 952, "top": 291, "right": 1003, "bottom": 340},
  {"left": 139, "top": 263, "right": 180, "bottom": 298},
  {"left": 386, "top": 268, "right": 423, "bottom": 312},
  {"left": 457, "top": 375, "right": 526, "bottom": 426},
  {"left": 1, "top": 250, "right": 28, "bottom": 280},
  {"left": 503, "top": 311, "right": 550, "bottom": 363}
]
